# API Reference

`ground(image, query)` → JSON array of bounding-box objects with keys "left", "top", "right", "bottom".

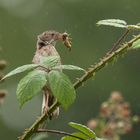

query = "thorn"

[
  {"left": 105, "top": 62, "right": 108, "bottom": 67},
  {"left": 87, "top": 68, "right": 93, "bottom": 71},
  {"left": 76, "top": 78, "right": 80, "bottom": 81},
  {"left": 132, "top": 35, "right": 137, "bottom": 37},
  {"left": 99, "top": 58, "right": 103, "bottom": 61},
  {"left": 82, "top": 82, "right": 85, "bottom": 86},
  {"left": 24, "top": 128, "right": 29, "bottom": 131},
  {"left": 92, "top": 72, "right": 96, "bottom": 77},
  {"left": 36, "top": 116, "right": 41, "bottom": 119},
  {"left": 0, "top": 60, "right": 7, "bottom": 70}
]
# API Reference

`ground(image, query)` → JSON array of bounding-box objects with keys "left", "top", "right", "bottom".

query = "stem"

[
  {"left": 37, "top": 129, "right": 86, "bottom": 140},
  {"left": 73, "top": 34, "right": 140, "bottom": 89},
  {"left": 18, "top": 102, "right": 60, "bottom": 140},
  {"left": 108, "top": 29, "right": 130, "bottom": 54},
  {"left": 19, "top": 34, "right": 140, "bottom": 140}
]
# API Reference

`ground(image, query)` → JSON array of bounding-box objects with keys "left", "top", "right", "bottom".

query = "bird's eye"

[{"left": 62, "top": 33, "right": 68, "bottom": 40}]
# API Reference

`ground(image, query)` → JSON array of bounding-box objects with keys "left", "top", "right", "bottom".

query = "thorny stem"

[
  {"left": 18, "top": 102, "right": 60, "bottom": 140},
  {"left": 19, "top": 34, "right": 140, "bottom": 140},
  {"left": 108, "top": 29, "right": 130, "bottom": 54},
  {"left": 37, "top": 129, "right": 86, "bottom": 140},
  {"left": 73, "top": 34, "right": 140, "bottom": 89}
]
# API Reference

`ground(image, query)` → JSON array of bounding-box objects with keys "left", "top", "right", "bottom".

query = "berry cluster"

[{"left": 87, "top": 91, "right": 139, "bottom": 140}]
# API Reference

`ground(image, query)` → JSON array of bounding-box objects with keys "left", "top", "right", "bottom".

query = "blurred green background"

[{"left": 0, "top": 0, "right": 140, "bottom": 139}]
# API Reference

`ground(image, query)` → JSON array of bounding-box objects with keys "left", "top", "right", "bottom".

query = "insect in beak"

[{"left": 62, "top": 32, "right": 72, "bottom": 51}]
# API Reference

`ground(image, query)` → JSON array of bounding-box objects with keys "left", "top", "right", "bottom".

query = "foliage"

[
  {"left": 61, "top": 122, "right": 97, "bottom": 140},
  {"left": 48, "top": 71, "right": 76, "bottom": 109},
  {"left": 2, "top": 19, "right": 140, "bottom": 140},
  {"left": 97, "top": 19, "right": 140, "bottom": 30},
  {"left": 53, "top": 65, "right": 85, "bottom": 71},
  {"left": 131, "top": 39, "right": 140, "bottom": 49},
  {"left": 3, "top": 55, "right": 84, "bottom": 109},
  {"left": 40, "top": 55, "right": 60, "bottom": 68},
  {"left": 69, "top": 122, "right": 96, "bottom": 138},
  {"left": 17, "top": 70, "right": 47, "bottom": 108},
  {"left": 97, "top": 19, "right": 127, "bottom": 28},
  {"left": 1, "top": 64, "right": 39, "bottom": 80}
]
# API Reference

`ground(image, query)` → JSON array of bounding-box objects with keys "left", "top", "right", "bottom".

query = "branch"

[
  {"left": 37, "top": 129, "right": 86, "bottom": 140},
  {"left": 73, "top": 34, "right": 140, "bottom": 89},
  {"left": 108, "top": 29, "right": 130, "bottom": 54},
  {"left": 18, "top": 102, "right": 60, "bottom": 140},
  {"left": 19, "top": 34, "right": 140, "bottom": 140}
]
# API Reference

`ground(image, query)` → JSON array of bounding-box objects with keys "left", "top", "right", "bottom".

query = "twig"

[
  {"left": 19, "top": 34, "right": 140, "bottom": 140},
  {"left": 108, "top": 29, "right": 130, "bottom": 54},
  {"left": 37, "top": 128, "right": 86, "bottom": 140},
  {"left": 73, "top": 34, "right": 140, "bottom": 89},
  {"left": 18, "top": 102, "right": 60, "bottom": 140}
]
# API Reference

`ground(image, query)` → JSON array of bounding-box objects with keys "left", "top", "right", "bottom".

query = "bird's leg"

[{"left": 43, "top": 89, "right": 50, "bottom": 115}]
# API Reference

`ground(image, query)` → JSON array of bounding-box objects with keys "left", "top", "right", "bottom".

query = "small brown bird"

[{"left": 32, "top": 31, "right": 72, "bottom": 118}]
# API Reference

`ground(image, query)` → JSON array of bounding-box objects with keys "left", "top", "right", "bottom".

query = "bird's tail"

[{"left": 42, "top": 88, "right": 59, "bottom": 119}]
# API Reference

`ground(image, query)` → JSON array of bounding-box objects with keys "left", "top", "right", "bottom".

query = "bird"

[{"left": 32, "top": 31, "right": 72, "bottom": 119}]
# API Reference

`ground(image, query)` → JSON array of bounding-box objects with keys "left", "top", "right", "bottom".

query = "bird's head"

[{"left": 37, "top": 31, "right": 72, "bottom": 51}]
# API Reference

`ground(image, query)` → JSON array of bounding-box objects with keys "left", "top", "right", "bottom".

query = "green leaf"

[
  {"left": 48, "top": 71, "right": 76, "bottom": 109},
  {"left": 131, "top": 39, "right": 140, "bottom": 49},
  {"left": 61, "top": 136, "right": 77, "bottom": 140},
  {"left": 17, "top": 70, "right": 47, "bottom": 108},
  {"left": 53, "top": 65, "right": 85, "bottom": 71},
  {"left": 127, "top": 25, "right": 140, "bottom": 30},
  {"left": 61, "top": 132, "right": 89, "bottom": 140},
  {"left": 1, "top": 64, "right": 39, "bottom": 80},
  {"left": 40, "top": 55, "right": 60, "bottom": 68},
  {"left": 97, "top": 19, "right": 127, "bottom": 28},
  {"left": 69, "top": 122, "right": 96, "bottom": 139}
]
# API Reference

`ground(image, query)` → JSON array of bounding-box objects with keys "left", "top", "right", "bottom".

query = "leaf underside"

[
  {"left": 2, "top": 64, "right": 39, "bottom": 80},
  {"left": 97, "top": 19, "right": 127, "bottom": 28}
]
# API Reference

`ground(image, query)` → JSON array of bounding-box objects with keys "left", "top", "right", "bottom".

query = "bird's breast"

[{"left": 32, "top": 44, "right": 60, "bottom": 64}]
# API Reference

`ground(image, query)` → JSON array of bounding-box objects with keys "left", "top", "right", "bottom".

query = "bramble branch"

[
  {"left": 73, "top": 34, "right": 140, "bottom": 89},
  {"left": 108, "top": 29, "right": 130, "bottom": 53},
  {"left": 19, "top": 34, "right": 140, "bottom": 140}
]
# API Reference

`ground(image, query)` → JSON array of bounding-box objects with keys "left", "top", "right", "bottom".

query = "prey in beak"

[{"left": 62, "top": 32, "right": 72, "bottom": 51}]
